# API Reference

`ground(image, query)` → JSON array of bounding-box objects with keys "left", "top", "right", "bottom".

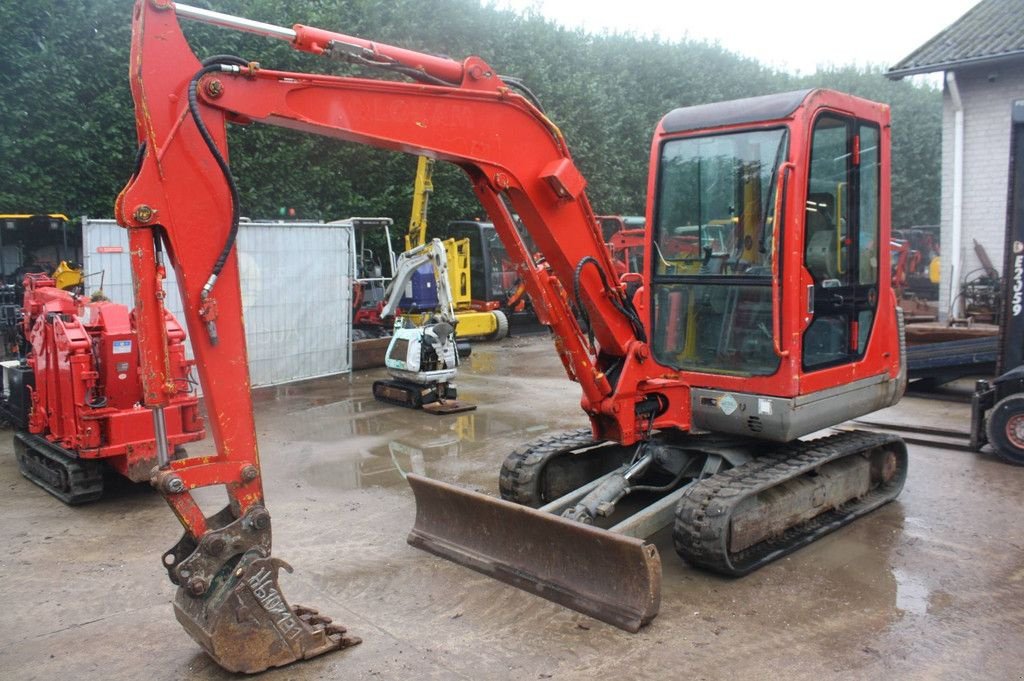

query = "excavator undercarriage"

[
  {"left": 14, "top": 432, "right": 106, "bottom": 505},
  {"left": 410, "top": 428, "right": 907, "bottom": 630}
]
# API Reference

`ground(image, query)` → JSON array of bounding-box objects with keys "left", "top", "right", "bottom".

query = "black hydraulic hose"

[
  {"left": 129, "top": 141, "right": 147, "bottom": 180},
  {"left": 380, "top": 62, "right": 453, "bottom": 86},
  {"left": 187, "top": 56, "right": 249, "bottom": 301},
  {"left": 335, "top": 50, "right": 454, "bottom": 87},
  {"left": 573, "top": 258, "right": 597, "bottom": 350},
  {"left": 499, "top": 76, "right": 545, "bottom": 113},
  {"left": 626, "top": 466, "right": 688, "bottom": 494},
  {"left": 201, "top": 54, "right": 249, "bottom": 68},
  {"left": 330, "top": 42, "right": 544, "bottom": 110},
  {"left": 573, "top": 256, "right": 648, "bottom": 346}
]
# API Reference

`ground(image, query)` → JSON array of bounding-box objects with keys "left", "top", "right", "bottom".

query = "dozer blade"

[
  {"left": 173, "top": 551, "right": 360, "bottom": 674},
  {"left": 421, "top": 399, "right": 476, "bottom": 415},
  {"left": 406, "top": 473, "right": 661, "bottom": 632}
]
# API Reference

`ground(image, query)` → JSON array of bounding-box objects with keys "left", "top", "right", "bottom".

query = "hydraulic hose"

[
  {"left": 498, "top": 76, "right": 545, "bottom": 113},
  {"left": 573, "top": 256, "right": 648, "bottom": 348},
  {"left": 130, "top": 141, "right": 147, "bottom": 180},
  {"left": 187, "top": 55, "right": 249, "bottom": 302}
]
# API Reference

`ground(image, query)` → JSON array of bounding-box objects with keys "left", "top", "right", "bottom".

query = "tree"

[{"left": 0, "top": 0, "right": 940, "bottom": 229}]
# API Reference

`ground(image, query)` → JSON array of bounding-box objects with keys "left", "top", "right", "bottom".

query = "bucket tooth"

[
  {"left": 173, "top": 551, "right": 360, "bottom": 674},
  {"left": 406, "top": 473, "right": 661, "bottom": 632}
]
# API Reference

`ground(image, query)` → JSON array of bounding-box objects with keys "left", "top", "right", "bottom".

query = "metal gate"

[{"left": 82, "top": 218, "right": 354, "bottom": 388}]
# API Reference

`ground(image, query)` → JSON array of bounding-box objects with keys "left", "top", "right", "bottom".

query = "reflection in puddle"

[
  {"left": 295, "top": 409, "right": 558, "bottom": 492},
  {"left": 893, "top": 568, "right": 929, "bottom": 615}
]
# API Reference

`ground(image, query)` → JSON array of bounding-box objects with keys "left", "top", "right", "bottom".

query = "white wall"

[
  {"left": 82, "top": 218, "right": 354, "bottom": 388},
  {"left": 940, "top": 62, "right": 1024, "bottom": 319}
]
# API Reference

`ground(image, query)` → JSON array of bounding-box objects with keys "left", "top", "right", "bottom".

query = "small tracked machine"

[
  {"left": 373, "top": 239, "right": 474, "bottom": 413},
  {"left": 3, "top": 274, "right": 204, "bottom": 503},
  {"left": 117, "top": 1, "right": 908, "bottom": 672}
]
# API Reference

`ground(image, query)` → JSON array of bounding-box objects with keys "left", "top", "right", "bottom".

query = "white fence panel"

[{"left": 82, "top": 218, "right": 353, "bottom": 388}]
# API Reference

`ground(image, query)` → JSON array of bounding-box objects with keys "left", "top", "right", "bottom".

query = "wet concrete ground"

[{"left": 1, "top": 334, "right": 1022, "bottom": 680}]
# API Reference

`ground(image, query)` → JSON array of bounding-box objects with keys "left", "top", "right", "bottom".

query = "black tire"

[{"left": 985, "top": 394, "right": 1024, "bottom": 465}]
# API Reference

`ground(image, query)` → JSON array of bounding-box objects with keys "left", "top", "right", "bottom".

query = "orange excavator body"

[{"left": 116, "top": 1, "right": 907, "bottom": 671}]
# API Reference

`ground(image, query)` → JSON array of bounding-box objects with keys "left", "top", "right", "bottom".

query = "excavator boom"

[{"left": 406, "top": 156, "right": 435, "bottom": 252}]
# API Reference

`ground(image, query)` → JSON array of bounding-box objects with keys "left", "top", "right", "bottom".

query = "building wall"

[{"left": 940, "top": 60, "right": 1024, "bottom": 319}]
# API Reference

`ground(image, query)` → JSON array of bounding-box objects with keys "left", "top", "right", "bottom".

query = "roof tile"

[{"left": 887, "top": 0, "right": 1024, "bottom": 78}]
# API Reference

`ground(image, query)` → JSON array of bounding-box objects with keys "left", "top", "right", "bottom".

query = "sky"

[{"left": 490, "top": 0, "right": 980, "bottom": 77}]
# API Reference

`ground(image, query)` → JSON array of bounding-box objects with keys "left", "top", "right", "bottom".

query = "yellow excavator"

[{"left": 402, "top": 156, "right": 508, "bottom": 340}]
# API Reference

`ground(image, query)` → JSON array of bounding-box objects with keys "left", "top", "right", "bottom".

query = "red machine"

[
  {"left": 117, "top": 2, "right": 908, "bottom": 673},
  {"left": 602, "top": 217, "right": 647, "bottom": 278},
  {"left": 891, "top": 238, "right": 923, "bottom": 294},
  {"left": 7, "top": 274, "right": 204, "bottom": 504}
]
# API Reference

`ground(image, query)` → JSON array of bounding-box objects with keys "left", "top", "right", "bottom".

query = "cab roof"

[{"left": 661, "top": 89, "right": 814, "bottom": 135}]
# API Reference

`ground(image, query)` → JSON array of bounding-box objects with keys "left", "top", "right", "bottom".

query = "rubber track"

[
  {"left": 372, "top": 379, "right": 425, "bottom": 410},
  {"left": 673, "top": 430, "right": 907, "bottom": 577},
  {"left": 498, "top": 428, "right": 596, "bottom": 507},
  {"left": 14, "top": 431, "right": 104, "bottom": 505}
]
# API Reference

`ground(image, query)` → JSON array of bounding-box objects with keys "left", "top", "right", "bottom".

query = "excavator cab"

[{"left": 647, "top": 90, "right": 902, "bottom": 440}]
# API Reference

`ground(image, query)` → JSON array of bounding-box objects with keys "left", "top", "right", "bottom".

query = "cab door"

[{"left": 801, "top": 113, "right": 881, "bottom": 370}]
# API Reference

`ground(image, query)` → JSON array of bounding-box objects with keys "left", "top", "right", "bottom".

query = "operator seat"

[{"left": 804, "top": 192, "right": 838, "bottom": 281}]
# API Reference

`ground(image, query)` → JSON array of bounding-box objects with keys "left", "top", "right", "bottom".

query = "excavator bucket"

[
  {"left": 406, "top": 474, "right": 661, "bottom": 632},
  {"left": 173, "top": 552, "right": 360, "bottom": 673},
  {"left": 163, "top": 506, "right": 360, "bottom": 674}
]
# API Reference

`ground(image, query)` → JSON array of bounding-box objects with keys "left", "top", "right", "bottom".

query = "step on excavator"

[{"left": 118, "top": 1, "right": 907, "bottom": 672}]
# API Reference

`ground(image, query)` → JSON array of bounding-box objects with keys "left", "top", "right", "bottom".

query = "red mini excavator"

[
  {"left": 5, "top": 274, "right": 204, "bottom": 503},
  {"left": 117, "top": 2, "right": 907, "bottom": 673}
]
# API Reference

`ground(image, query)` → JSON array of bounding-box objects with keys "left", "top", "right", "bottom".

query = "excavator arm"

[
  {"left": 380, "top": 239, "right": 457, "bottom": 322},
  {"left": 406, "top": 156, "right": 435, "bottom": 252},
  {"left": 119, "top": 2, "right": 679, "bottom": 447}
]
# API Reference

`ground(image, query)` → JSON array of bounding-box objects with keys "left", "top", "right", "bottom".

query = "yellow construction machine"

[{"left": 401, "top": 156, "right": 508, "bottom": 340}]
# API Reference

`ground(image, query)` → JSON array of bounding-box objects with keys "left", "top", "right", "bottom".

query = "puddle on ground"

[
  {"left": 893, "top": 568, "right": 930, "bottom": 616},
  {"left": 289, "top": 408, "right": 557, "bottom": 492}
]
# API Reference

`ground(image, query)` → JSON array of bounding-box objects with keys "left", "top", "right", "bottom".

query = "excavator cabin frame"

[{"left": 116, "top": 1, "right": 907, "bottom": 672}]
